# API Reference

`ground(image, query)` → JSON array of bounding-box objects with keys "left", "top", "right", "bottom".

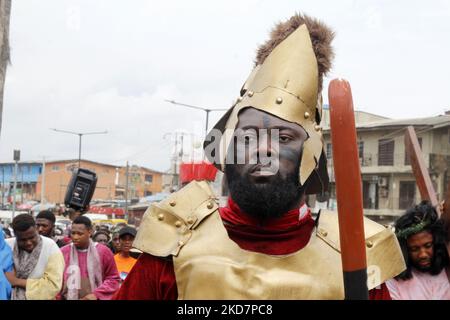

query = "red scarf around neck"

[{"left": 219, "top": 197, "right": 315, "bottom": 255}]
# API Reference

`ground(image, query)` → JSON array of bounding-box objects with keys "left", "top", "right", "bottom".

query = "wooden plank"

[
  {"left": 404, "top": 126, "right": 441, "bottom": 215},
  {"left": 442, "top": 180, "right": 450, "bottom": 239},
  {"left": 444, "top": 180, "right": 450, "bottom": 219}
]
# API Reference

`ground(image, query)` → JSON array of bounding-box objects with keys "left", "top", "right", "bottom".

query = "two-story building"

[
  {"left": 0, "top": 161, "right": 43, "bottom": 204},
  {"left": 36, "top": 159, "right": 119, "bottom": 204},
  {"left": 115, "top": 164, "right": 163, "bottom": 199},
  {"left": 319, "top": 108, "right": 450, "bottom": 224}
]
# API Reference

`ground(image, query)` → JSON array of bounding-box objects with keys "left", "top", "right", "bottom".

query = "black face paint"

[
  {"left": 225, "top": 108, "right": 309, "bottom": 219},
  {"left": 279, "top": 146, "right": 301, "bottom": 164}
]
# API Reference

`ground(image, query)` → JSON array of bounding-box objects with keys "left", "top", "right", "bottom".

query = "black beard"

[
  {"left": 412, "top": 261, "right": 433, "bottom": 273},
  {"left": 225, "top": 164, "right": 303, "bottom": 220}
]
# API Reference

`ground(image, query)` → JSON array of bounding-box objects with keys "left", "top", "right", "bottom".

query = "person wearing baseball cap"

[{"left": 114, "top": 226, "right": 137, "bottom": 283}]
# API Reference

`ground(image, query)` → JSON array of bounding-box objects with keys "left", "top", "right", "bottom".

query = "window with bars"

[
  {"left": 378, "top": 139, "right": 394, "bottom": 166},
  {"left": 358, "top": 141, "right": 364, "bottom": 159},
  {"left": 405, "top": 137, "right": 422, "bottom": 165},
  {"left": 399, "top": 181, "right": 416, "bottom": 209}
]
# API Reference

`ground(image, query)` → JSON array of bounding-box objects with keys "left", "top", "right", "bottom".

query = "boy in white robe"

[{"left": 5, "top": 214, "right": 64, "bottom": 300}]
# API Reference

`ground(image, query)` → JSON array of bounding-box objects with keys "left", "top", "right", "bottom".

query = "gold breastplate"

[
  {"left": 133, "top": 181, "right": 406, "bottom": 300},
  {"left": 173, "top": 210, "right": 344, "bottom": 299}
]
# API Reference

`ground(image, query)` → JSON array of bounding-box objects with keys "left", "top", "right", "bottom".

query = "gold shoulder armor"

[
  {"left": 133, "top": 180, "right": 219, "bottom": 257},
  {"left": 316, "top": 210, "right": 406, "bottom": 289}
]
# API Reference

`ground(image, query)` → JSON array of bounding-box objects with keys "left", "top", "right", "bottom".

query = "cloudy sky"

[{"left": 0, "top": 0, "right": 449, "bottom": 172}]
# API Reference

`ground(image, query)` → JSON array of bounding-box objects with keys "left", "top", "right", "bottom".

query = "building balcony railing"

[
  {"left": 322, "top": 196, "right": 419, "bottom": 217},
  {"left": 327, "top": 152, "right": 433, "bottom": 169}
]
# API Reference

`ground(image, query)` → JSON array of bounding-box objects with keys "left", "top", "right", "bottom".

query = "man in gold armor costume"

[{"left": 115, "top": 12, "right": 405, "bottom": 300}]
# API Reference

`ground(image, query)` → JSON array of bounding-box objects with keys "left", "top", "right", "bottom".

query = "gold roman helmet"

[{"left": 204, "top": 13, "right": 335, "bottom": 195}]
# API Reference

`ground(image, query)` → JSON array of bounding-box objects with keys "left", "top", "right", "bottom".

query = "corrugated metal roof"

[
  {"left": 0, "top": 161, "right": 43, "bottom": 165},
  {"left": 45, "top": 159, "right": 119, "bottom": 168},
  {"left": 355, "top": 115, "right": 450, "bottom": 129}
]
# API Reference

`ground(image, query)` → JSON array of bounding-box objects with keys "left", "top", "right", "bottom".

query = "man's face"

[
  {"left": 69, "top": 211, "right": 81, "bottom": 222},
  {"left": 225, "top": 108, "right": 308, "bottom": 219},
  {"left": 112, "top": 233, "right": 121, "bottom": 252},
  {"left": 119, "top": 234, "right": 135, "bottom": 254},
  {"left": 71, "top": 223, "right": 92, "bottom": 249},
  {"left": 94, "top": 233, "right": 109, "bottom": 245},
  {"left": 16, "top": 226, "right": 40, "bottom": 253},
  {"left": 36, "top": 218, "right": 54, "bottom": 237},
  {"left": 407, "top": 230, "right": 434, "bottom": 272}
]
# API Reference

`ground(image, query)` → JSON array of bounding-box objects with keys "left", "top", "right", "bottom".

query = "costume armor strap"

[{"left": 133, "top": 180, "right": 218, "bottom": 257}]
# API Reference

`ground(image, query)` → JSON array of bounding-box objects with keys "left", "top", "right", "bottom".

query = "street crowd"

[
  {"left": 1, "top": 209, "right": 138, "bottom": 300},
  {"left": 1, "top": 200, "right": 449, "bottom": 300}
]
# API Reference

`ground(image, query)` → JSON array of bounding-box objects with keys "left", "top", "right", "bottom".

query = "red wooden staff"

[{"left": 328, "top": 79, "right": 368, "bottom": 300}]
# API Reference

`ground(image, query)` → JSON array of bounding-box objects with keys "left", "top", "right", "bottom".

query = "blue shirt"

[{"left": 0, "top": 230, "right": 13, "bottom": 300}]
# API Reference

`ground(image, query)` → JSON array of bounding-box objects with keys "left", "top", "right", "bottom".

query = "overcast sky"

[{"left": 0, "top": 0, "right": 449, "bottom": 172}]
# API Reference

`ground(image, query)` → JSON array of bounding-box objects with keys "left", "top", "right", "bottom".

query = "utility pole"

[
  {"left": 20, "top": 166, "right": 23, "bottom": 204},
  {"left": 78, "top": 134, "right": 82, "bottom": 167},
  {"left": 174, "top": 132, "right": 183, "bottom": 189},
  {"left": 164, "top": 131, "right": 194, "bottom": 190},
  {"left": 12, "top": 149, "right": 19, "bottom": 219},
  {"left": 40, "top": 157, "right": 46, "bottom": 209},
  {"left": 1, "top": 165, "right": 4, "bottom": 207},
  {"left": 58, "top": 175, "right": 62, "bottom": 204},
  {"left": 125, "top": 161, "right": 129, "bottom": 218},
  {"left": 172, "top": 132, "right": 179, "bottom": 190},
  {"left": 179, "top": 134, "right": 184, "bottom": 161},
  {"left": 50, "top": 128, "right": 108, "bottom": 167}
]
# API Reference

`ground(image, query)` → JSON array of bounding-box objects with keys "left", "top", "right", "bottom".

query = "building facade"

[
  {"left": 115, "top": 164, "right": 163, "bottom": 200},
  {"left": 0, "top": 161, "right": 43, "bottom": 205},
  {"left": 36, "top": 160, "right": 118, "bottom": 204},
  {"left": 25, "top": 159, "right": 165, "bottom": 204},
  {"left": 318, "top": 108, "right": 450, "bottom": 224}
]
